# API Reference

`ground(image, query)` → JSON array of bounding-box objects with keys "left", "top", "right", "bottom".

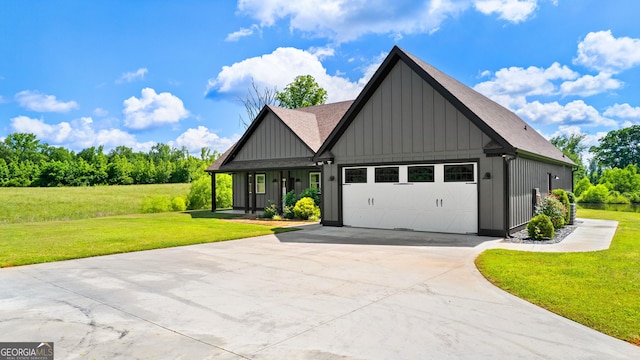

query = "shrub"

[
  {"left": 263, "top": 201, "right": 279, "bottom": 218},
  {"left": 141, "top": 195, "right": 172, "bottom": 213},
  {"left": 574, "top": 177, "right": 591, "bottom": 197},
  {"left": 272, "top": 214, "right": 283, "bottom": 221},
  {"left": 283, "top": 205, "right": 295, "bottom": 219},
  {"left": 293, "top": 197, "right": 321, "bottom": 220},
  {"left": 527, "top": 214, "right": 554, "bottom": 240},
  {"left": 171, "top": 196, "right": 187, "bottom": 211},
  {"left": 606, "top": 191, "right": 631, "bottom": 204},
  {"left": 215, "top": 173, "right": 232, "bottom": 209},
  {"left": 308, "top": 214, "right": 319, "bottom": 222},
  {"left": 552, "top": 189, "right": 571, "bottom": 223},
  {"left": 577, "top": 184, "right": 608, "bottom": 203},
  {"left": 536, "top": 195, "right": 565, "bottom": 230},
  {"left": 628, "top": 192, "right": 640, "bottom": 203},
  {"left": 187, "top": 176, "right": 211, "bottom": 210},
  {"left": 284, "top": 190, "right": 297, "bottom": 207},
  {"left": 298, "top": 187, "right": 320, "bottom": 206},
  {"left": 566, "top": 191, "right": 576, "bottom": 204}
]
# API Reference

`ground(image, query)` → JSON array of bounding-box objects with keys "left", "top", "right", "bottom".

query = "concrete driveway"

[{"left": 1, "top": 224, "right": 638, "bottom": 359}]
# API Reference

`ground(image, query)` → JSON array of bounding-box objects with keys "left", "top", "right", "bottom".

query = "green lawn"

[
  {"left": 0, "top": 210, "right": 291, "bottom": 267},
  {"left": 475, "top": 209, "right": 640, "bottom": 345},
  {"left": 0, "top": 184, "right": 191, "bottom": 224}
]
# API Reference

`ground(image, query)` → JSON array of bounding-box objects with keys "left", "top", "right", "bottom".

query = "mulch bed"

[{"left": 504, "top": 221, "right": 580, "bottom": 244}]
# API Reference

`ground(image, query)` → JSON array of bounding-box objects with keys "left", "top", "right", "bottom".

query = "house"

[{"left": 207, "top": 46, "right": 575, "bottom": 236}]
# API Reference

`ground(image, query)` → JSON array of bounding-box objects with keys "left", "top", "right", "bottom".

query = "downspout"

[
  {"left": 502, "top": 154, "right": 516, "bottom": 238},
  {"left": 211, "top": 172, "right": 217, "bottom": 212}
]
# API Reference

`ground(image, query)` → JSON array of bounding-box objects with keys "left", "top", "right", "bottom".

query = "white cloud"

[
  {"left": 116, "top": 68, "right": 148, "bottom": 83},
  {"left": 473, "top": 62, "right": 578, "bottom": 100},
  {"left": 15, "top": 90, "right": 79, "bottom": 113},
  {"left": 559, "top": 72, "right": 622, "bottom": 97},
  {"left": 123, "top": 88, "right": 190, "bottom": 130},
  {"left": 93, "top": 107, "right": 109, "bottom": 117},
  {"left": 515, "top": 100, "right": 617, "bottom": 127},
  {"left": 231, "top": 0, "right": 547, "bottom": 42},
  {"left": 225, "top": 24, "right": 260, "bottom": 41},
  {"left": 170, "top": 126, "right": 240, "bottom": 154},
  {"left": 574, "top": 30, "right": 640, "bottom": 73},
  {"left": 473, "top": 0, "right": 538, "bottom": 23},
  {"left": 9, "top": 116, "right": 143, "bottom": 150},
  {"left": 206, "top": 47, "right": 377, "bottom": 103},
  {"left": 603, "top": 103, "right": 640, "bottom": 119}
]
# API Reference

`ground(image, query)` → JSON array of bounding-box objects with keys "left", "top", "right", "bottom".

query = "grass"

[
  {"left": 0, "top": 184, "right": 191, "bottom": 224},
  {"left": 475, "top": 209, "right": 640, "bottom": 345},
  {"left": 0, "top": 210, "right": 292, "bottom": 268}
]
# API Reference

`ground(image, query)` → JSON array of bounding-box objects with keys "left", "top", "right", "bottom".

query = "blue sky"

[{"left": 1, "top": 1, "right": 639, "bottom": 159}]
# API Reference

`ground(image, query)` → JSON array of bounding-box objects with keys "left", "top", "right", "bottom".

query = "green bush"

[
  {"left": 171, "top": 196, "right": 187, "bottom": 211},
  {"left": 187, "top": 176, "right": 211, "bottom": 210},
  {"left": 141, "top": 195, "right": 172, "bottom": 213},
  {"left": 284, "top": 190, "right": 297, "bottom": 207},
  {"left": 606, "top": 191, "right": 631, "bottom": 204},
  {"left": 283, "top": 205, "right": 295, "bottom": 219},
  {"left": 578, "top": 184, "right": 609, "bottom": 203},
  {"left": 552, "top": 189, "right": 571, "bottom": 223},
  {"left": 527, "top": 214, "right": 554, "bottom": 240},
  {"left": 574, "top": 177, "right": 592, "bottom": 197},
  {"left": 263, "top": 201, "right": 279, "bottom": 218},
  {"left": 215, "top": 173, "right": 232, "bottom": 209},
  {"left": 536, "top": 195, "right": 565, "bottom": 230},
  {"left": 293, "top": 197, "right": 321, "bottom": 220},
  {"left": 627, "top": 192, "right": 640, "bottom": 203},
  {"left": 566, "top": 191, "right": 576, "bottom": 204},
  {"left": 272, "top": 214, "right": 282, "bottom": 221},
  {"left": 298, "top": 187, "right": 320, "bottom": 206}
]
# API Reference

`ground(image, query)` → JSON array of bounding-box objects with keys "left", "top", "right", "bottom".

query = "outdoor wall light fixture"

[
  {"left": 295, "top": 178, "right": 301, "bottom": 182},
  {"left": 554, "top": 175, "right": 560, "bottom": 180},
  {"left": 272, "top": 178, "right": 278, "bottom": 183},
  {"left": 483, "top": 172, "right": 491, "bottom": 179},
  {"left": 329, "top": 175, "right": 335, "bottom": 181}
]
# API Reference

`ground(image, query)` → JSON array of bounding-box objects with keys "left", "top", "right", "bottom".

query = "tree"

[
  {"left": 550, "top": 133, "right": 587, "bottom": 185},
  {"left": 590, "top": 125, "right": 640, "bottom": 169},
  {"left": 276, "top": 75, "right": 327, "bottom": 109},
  {"left": 598, "top": 165, "right": 640, "bottom": 194},
  {"left": 238, "top": 78, "right": 278, "bottom": 128}
]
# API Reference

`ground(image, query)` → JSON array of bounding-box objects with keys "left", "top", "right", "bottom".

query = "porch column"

[
  {"left": 251, "top": 171, "right": 257, "bottom": 214},
  {"left": 244, "top": 172, "right": 250, "bottom": 213},
  {"left": 211, "top": 173, "right": 217, "bottom": 212},
  {"left": 278, "top": 170, "right": 283, "bottom": 212}
]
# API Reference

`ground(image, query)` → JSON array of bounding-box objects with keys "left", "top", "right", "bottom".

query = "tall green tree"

[
  {"left": 276, "top": 75, "right": 328, "bottom": 109},
  {"left": 550, "top": 133, "right": 587, "bottom": 186},
  {"left": 590, "top": 125, "right": 640, "bottom": 169}
]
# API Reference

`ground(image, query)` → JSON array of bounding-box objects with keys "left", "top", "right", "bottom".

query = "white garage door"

[{"left": 342, "top": 163, "right": 478, "bottom": 234}]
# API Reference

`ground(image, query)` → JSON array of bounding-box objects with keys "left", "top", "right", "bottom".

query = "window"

[
  {"left": 375, "top": 167, "right": 399, "bottom": 183},
  {"left": 408, "top": 166, "right": 434, "bottom": 182},
  {"left": 444, "top": 164, "right": 474, "bottom": 182},
  {"left": 255, "top": 174, "right": 266, "bottom": 193},
  {"left": 345, "top": 168, "right": 367, "bottom": 183},
  {"left": 309, "top": 172, "right": 321, "bottom": 193}
]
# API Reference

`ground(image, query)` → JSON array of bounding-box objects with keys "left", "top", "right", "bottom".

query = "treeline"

[
  {"left": 0, "top": 133, "right": 218, "bottom": 187},
  {"left": 552, "top": 125, "right": 640, "bottom": 205}
]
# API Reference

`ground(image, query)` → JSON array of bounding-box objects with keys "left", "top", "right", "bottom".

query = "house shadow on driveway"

[{"left": 274, "top": 224, "right": 500, "bottom": 248}]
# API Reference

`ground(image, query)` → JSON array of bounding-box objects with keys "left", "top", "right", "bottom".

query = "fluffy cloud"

[
  {"left": 574, "top": 30, "right": 640, "bottom": 73},
  {"left": 93, "top": 107, "right": 109, "bottom": 117},
  {"left": 515, "top": 100, "right": 617, "bottom": 127},
  {"left": 603, "top": 103, "right": 640, "bottom": 119},
  {"left": 9, "top": 116, "right": 140, "bottom": 150},
  {"left": 170, "top": 126, "right": 240, "bottom": 154},
  {"left": 473, "top": 62, "right": 578, "bottom": 105},
  {"left": 231, "top": 0, "right": 540, "bottom": 42},
  {"left": 473, "top": 0, "right": 538, "bottom": 23},
  {"left": 559, "top": 73, "right": 622, "bottom": 97},
  {"left": 123, "top": 88, "right": 190, "bottom": 130},
  {"left": 116, "top": 68, "right": 148, "bottom": 83},
  {"left": 15, "top": 90, "right": 79, "bottom": 113},
  {"left": 206, "top": 47, "right": 378, "bottom": 103}
]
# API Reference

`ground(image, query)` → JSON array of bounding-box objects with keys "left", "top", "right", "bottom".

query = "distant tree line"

[
  {"left": 0, "top": 133, "right": 218, "bottom": 187},
  {"left": 551, "top": 125, "right": 640, "bottom": 204}
]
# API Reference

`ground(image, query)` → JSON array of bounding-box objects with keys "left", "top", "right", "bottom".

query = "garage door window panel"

[
  {"left": 345, "top": 168, "right": 367, "bottom": 183},
  {"left": 444, "top": 164, "right": 474, "bottom": 182},
  {"left": 408, "top": 166, "right": 434, "bottom": 182},
  {"left": 375, "top": 167, "right": 399, "bottom": 183}
]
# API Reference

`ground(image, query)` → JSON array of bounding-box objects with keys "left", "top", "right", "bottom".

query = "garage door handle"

[
  {"left": 440, "top": 199, "right": 443, "bottom": 207},
  {"left": 372, "top": 198, "right": 374, "bottom": 206}
]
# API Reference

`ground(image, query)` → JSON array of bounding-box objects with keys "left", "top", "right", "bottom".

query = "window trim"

[
  {"left": 309, "top": 171, "right": 321, "bottom": 193},
  {"left": 255, "top": 173, "right": 266, "bottom": 194}
]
